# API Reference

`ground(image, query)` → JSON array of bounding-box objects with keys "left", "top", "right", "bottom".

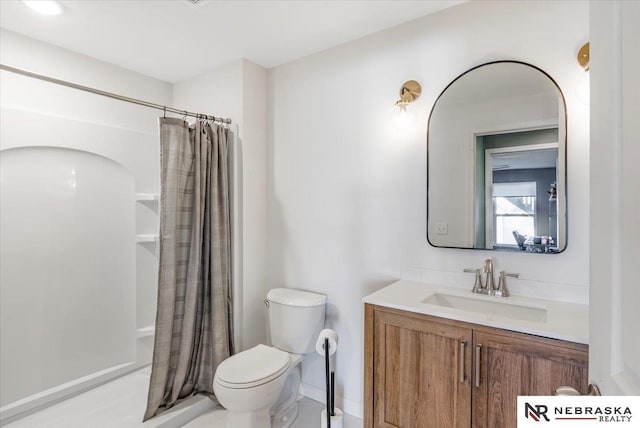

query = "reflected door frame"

[{"left": 484, "top": 142, "right": 559, "bottom": 249}]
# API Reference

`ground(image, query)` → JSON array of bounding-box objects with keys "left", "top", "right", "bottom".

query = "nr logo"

[{"left": 525, "top": 403, "right": 551, "bottom": 422}]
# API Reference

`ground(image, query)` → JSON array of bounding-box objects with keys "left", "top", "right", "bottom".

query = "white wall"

[
  {"left": 240, "top": 61, "right": 269, "bottom": 350},
  {"left": 173, "top": 59, "right": 269, "bottom": 352},
  {"left": 267, "top": 0, "right": 589, "bottom": 417},
  {"left": 0, "top": 29, "right": 170, "bottom": 414},
  {"left": 589, "top": 0, "right": 640, "bottom": 394}
]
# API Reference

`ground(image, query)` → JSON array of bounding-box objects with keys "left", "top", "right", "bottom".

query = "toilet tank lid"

[{"left": 267, "top": 288, "right": 327, "bottom": 307}]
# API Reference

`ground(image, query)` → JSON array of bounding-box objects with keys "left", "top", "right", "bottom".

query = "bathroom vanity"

[{"left": 362, "top": 280, "right": 589, "bottom": 428}]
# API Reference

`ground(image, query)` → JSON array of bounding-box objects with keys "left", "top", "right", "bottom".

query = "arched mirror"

[{"left": 427, "top": 61, "right": 567, "bottom": 253}]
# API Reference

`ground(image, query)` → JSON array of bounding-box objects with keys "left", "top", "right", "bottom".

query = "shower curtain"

[{"left": 144, "top": 118, "right": 234, "bottom": 421}]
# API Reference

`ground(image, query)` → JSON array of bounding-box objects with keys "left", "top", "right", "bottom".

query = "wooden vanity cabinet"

[
  {"left": 364, "top": 304, "right": 589, "bottom": 428},
  {"left": 472, "top": 330, "right": 589, "bottom": 427},
  {"left": 367, "top": 307, "right": 473, "bottom": 427}
]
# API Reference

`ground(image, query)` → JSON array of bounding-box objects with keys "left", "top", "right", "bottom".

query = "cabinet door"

[
  {"left": 370, "top": 308, "right": 472, "bottom": 428},
  {"left": 472, "top": 330, "right": 588, "bottom": 428}
]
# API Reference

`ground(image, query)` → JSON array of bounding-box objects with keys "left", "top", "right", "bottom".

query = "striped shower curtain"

[{"left": 144, "top": 118, "right": 234, "bottom": 420}]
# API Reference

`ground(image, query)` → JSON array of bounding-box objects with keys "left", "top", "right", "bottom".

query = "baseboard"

[{"left": 299, "top": 382, "right": 363, "bottom": 420}]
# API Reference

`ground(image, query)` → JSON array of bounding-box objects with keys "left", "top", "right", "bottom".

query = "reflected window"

[{"left": 493, "top": 182, "right": 536, "bottom": 247}]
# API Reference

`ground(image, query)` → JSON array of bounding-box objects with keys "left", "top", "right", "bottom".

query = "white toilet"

[{"left": 214, "top": 288, "right": 327, "bottom": 428}]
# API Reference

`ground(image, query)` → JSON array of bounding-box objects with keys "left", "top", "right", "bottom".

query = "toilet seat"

[{"left": 215, "top": 344, "right": 291, "bottom": 389}]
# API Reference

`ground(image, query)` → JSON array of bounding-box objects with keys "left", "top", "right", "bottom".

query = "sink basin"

[{"left": 422, "top": 293, "right": 547, "bottom": 323}]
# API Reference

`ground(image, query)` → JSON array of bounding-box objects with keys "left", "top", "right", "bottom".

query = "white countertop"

[{"left": 362, "top": 280, "right": 589, "bottom": 344}]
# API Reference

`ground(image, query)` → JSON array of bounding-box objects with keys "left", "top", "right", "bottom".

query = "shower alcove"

[{"left": 0, "top": 146, "right": 136, "bottom": 418}]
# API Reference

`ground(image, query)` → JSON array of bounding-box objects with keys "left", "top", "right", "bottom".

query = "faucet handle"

[
  {"left": 495, "top": 271, "right": 518, "bottom": 297},
  {"left": 463, "top": 268, "right": 484, "bottom": 293}
]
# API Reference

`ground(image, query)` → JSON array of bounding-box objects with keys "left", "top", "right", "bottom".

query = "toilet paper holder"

[{"left": 316, "top": 329, "right": 342, "bottom": 428}]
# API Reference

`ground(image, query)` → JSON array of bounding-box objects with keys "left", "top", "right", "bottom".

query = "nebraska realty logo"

[{"left": 517, "top": 396, "right": 640, "bottom": 427}]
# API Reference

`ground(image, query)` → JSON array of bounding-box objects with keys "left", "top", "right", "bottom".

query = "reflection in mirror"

[{"left": 427, "top": 61, "right": 566, "bottom": 253}]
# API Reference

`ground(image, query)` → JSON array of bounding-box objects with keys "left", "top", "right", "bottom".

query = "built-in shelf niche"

[
  {"left": 135, "top": 193, "right": 159, "bottom": 202},
  {"left": 136, "top": 325, "right": 155, "bottom": 339},
  {"left": 136, "top": 194, "right": 159, "bottom": 244},
  {"left": 136, "top": 234, "right": 158, "bottom": 244}
]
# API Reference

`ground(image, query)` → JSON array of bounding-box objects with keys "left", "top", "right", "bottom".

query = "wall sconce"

[
  {"left": 576, "top": 42, "right": 590, "bottom": 105},
  {"left": 394, "top": 80, "right": 422, "bottom": 128},
  {"left": 577, "top": 42, "right": 590, "bottom": 71}
]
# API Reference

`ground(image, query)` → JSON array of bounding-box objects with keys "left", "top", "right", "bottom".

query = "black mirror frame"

[{"left": 426, "top": 60, "right": 568, "bottom": 253}]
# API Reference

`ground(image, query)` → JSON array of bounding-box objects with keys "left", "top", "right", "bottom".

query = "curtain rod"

[{"left": 0, "top": 63, "right": 232, "bottom": 124}]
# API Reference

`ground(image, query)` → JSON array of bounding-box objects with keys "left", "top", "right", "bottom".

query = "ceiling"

[
  {"left": 0, "top": 0, "right": 464, "bottom": 83},
  {"left": 493, "top": 149, "right": 558, "bottom": 170}
]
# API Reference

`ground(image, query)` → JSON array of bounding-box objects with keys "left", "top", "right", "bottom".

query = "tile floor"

[
  {"left": 184, "top": 397, "right": 363, "bottom": 428},
  {"left": 4, "top": 366, "right": 362, "bottom": 428}
]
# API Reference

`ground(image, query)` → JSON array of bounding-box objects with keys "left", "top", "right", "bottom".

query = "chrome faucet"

[
  {"left": 495, "top": 271, "right": 519, "bottom": 297},
  {"left": 463, "top": 268, "right": 484, "bottom": 293},
  {"left": 483, "top": 259, "right": 495, "bottom": 295},
  {"left": 464, "top": 259, "right": 494, "bottom": 295},
  {"left": 465, "top": 260, "right": 517, "bottom": 297}
]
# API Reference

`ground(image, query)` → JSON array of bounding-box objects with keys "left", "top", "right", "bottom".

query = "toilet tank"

[{"left": 266, "top": 288, "right": 327, "bottom": 354}]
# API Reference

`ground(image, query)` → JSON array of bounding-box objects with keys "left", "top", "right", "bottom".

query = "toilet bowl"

[
  {"left": 214, "top": 345, "right": 302, "bottom": 428},
  {"left": 213, "top": 288, "right": 326, "bottom": 428}
]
